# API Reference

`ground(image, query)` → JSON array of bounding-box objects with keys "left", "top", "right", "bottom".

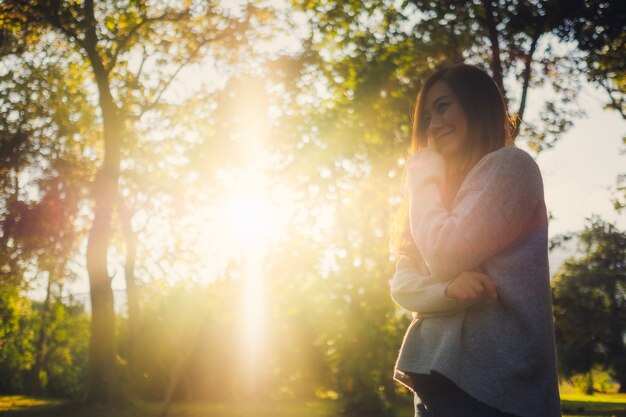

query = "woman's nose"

[{"left": 426, "top": 116, "right": 445, "bottom": 140}]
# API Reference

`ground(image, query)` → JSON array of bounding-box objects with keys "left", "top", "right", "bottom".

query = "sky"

[
  {"left": 516, "top": 80, "right": 625, "bottom": 275},
  {"left": 535, "top": 90, "right": 624, "bottom": 238}
]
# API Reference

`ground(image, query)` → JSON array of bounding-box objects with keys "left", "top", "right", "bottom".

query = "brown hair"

[{"left": 389, "top": 63, "right": 515, "bottom": 260}]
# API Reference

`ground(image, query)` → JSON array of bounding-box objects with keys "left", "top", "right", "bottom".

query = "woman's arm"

[
  {"left": 389, "top": 254, "right": 481, "bottom": 318},
  {"left": 407, "top": 146, "right": 544, "bottom": 282}
]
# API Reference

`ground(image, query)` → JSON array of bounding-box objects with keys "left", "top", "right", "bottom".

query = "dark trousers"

[{"left": 410, "top": 372, "right": 520, "bottom": 417}]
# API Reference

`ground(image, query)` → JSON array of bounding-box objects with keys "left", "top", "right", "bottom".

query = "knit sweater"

[{"left": 389, "top": 146, "right": 562, "bottom": 417}]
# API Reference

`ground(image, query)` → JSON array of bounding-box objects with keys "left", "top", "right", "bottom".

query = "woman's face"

[{"left": 422, "top": 80, "right": 469, "bottom": 165}]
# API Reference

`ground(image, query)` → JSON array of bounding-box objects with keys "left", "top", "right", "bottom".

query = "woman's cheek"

[{"left": 446, "top": 104, "right": 464, "bottom": 124}]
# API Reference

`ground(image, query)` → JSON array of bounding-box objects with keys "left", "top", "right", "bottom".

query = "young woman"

[{"left": 388, "top": 63, "right": 562, "bottom": 417}]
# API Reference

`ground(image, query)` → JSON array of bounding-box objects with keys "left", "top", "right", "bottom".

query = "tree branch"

[
  {"left": 105, "top": 8, "right": 192, "bottom": 75},
  {"left": 481, "top": 0, "right": 505, "bottom": 102},
  {"left": 512, "top": 32, "right": 540, "bottom": 139},
  {"left": 599, "top": 70, "right": 626, "bottom": 120},
  {"left": 137, "top": 31, "right": 232, "bottom": 116}
]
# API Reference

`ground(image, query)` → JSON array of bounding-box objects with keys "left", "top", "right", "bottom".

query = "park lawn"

[
  {"left": 0, "top": 397, "right": 341, "bottom": 416},
  {"left": 0, "top": 397, "right": 66, "bottom": 413},
  {"left": 0, "top": 395, "right": 624, "bottom": 417},
  {"left": 560, "top": 392, "right": 626, "bottom": 417},
  {"left": 392, "top": 392, "right": 626, "bottom": 417}
]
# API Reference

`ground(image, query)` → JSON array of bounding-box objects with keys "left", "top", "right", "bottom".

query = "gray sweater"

[{"left": 389, "top": 146, "right": 562, "bottom": 417}]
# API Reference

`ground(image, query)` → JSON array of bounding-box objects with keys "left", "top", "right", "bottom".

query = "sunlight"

[
  {"left": 211, "top": 167, "right": 293, "bottom": 393},
  {"left": 240, "top": 253, "right": 267, "bottom": 391},
  {"left": 216, "top": 183, "right": 282, "bottom": 394},
  {"left": 220, "top": 193, "right": 274, "bottom": 254},
  {"left": 214, "top": 178, "right": 290, "bottom": 257}
]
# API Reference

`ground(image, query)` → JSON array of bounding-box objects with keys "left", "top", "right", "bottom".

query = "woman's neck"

[
  {"left": 442, "top": 152, "right": 483, "bottom": 209},
  {"left": 442, "top": 170, "right": 465, "bottom": 210}
]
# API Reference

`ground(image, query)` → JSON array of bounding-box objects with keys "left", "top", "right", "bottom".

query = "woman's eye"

[{"left": 438, "top": 102, "right": 449, "bottom": 112}]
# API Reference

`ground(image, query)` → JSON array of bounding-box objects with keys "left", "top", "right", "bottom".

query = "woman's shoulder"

[
  {"left": 456, "top": 145, "right": 545, "bottom": 206},
  {"left": 485, "top": 145, "right": 539, "bottom": 169},
  {"left": 469, "top": 145, "right": 542, "bottom": 183}
]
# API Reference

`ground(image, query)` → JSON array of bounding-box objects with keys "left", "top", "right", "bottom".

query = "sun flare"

[
  {"left": 221, "top": 195, "right": 274, "bottom": 252},
  {"left": 209, "top": 172, "right": 293, "bottom": 378}
]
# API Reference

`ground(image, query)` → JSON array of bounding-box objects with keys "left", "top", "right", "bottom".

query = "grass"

[
  {"left": 0, "top": 394, "right": 624, "bottom": 417},
  {"left": 0, "top": 397, "right": 65, "bottom": 413},
  {"left": 0, "top": 397, "right": 342, "bottom": 417},
  {"left": 560, "top": 392, "right": 626, "bottom": 417}
]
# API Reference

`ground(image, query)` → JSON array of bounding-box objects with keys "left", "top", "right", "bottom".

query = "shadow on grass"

[{"left": 561, "top": 403, "right": 626, "bottom": 417}]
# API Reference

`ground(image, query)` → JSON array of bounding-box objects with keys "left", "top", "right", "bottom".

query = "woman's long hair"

[{"left": 389, "top": 63, "right": 515, "bottom": 260}]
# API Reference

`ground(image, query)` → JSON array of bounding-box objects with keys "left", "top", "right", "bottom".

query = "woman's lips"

[{"left": 437, "top": 131, "right": 454, "bottom": 140}]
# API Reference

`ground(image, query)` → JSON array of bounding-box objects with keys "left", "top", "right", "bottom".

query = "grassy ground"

[
  {"left": 559, "top": 392, "right": 626, "bottom": 417},
  {"left": 0, "top": 397, "right": 341, "bottom": 417},
  {"left": 1, "top": 394, "right": 624, "bottom": 417}
]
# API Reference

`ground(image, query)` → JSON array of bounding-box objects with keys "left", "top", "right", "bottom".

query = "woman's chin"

[
  {"left": 439, "top": 148, "right": 456, "bottom": 161},
  {"left": 441, "top": 151, "right": 464, "bottom": 170},
  {"left": 435, "top": 137, "right": 455, "bottom": 155}
]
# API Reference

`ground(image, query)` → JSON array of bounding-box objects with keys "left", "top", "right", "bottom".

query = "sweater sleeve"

[
  {"left": 408, "top": 146, "right": 544, "bottom": 282},
  {"left": 389, "top": 254, "right": 480, "bottom": 318}
]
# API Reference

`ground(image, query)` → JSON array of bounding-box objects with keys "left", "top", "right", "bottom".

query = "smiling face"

[
  {"left": 422, "top": 80, "right": 469, "bottom": 168},
  {"left": 396, "top": 63, "right": 514, "bottom": 260}
]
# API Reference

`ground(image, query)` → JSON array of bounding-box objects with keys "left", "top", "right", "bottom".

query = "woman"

[{"left": 388, "top": 63, "right": 562, "bottom": 417}]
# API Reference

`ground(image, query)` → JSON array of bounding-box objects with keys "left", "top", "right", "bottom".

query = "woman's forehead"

[{"left": 424, "top": 81, "right": 454, "bottom": 111}]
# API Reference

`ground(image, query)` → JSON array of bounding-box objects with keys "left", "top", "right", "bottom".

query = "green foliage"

[
  {"left": 552, "top": 215, "right": 626, "bottom": 391},
  {"left": 0, "top": 284, "right": 89, "bottom": 397},
  {"left": 41, "top": 301, "right": 90, "bottom": 398},
  {"left": 569, "top": 366, "right": 620, "bottom": 394},
  {"left": 0, "top": 283, "right": 35, "bottom": 393},
  {"left": 551, "top": 0, "right": 626, "bottom": 118},
  {"left": 290, "top": 0, "right": 624, "bottom": 155}
]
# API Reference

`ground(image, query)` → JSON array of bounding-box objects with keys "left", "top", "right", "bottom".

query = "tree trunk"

[
  {"left": 82, "top": 0, "right": 128, "bottom": 406},
  {"left": 605, "top": 276, "right": 626, "bottom": 393},
  {"left": 616, "top": 373, "right": 626, "bottom": 393},
  {"left": 481, "top": 0, "right": 506, "bottom": 103},
  {"left": 511, "top": 32, "right": 540, "bottom": 140},
  {"left": 119, "top": 198, "right": 141, "bottom": 398},
  {"left": 83, "top": 100, "right": 125, "bottom": 406},
  {"left": 25, "top": 271, "right": 53, "bottom": 395}
]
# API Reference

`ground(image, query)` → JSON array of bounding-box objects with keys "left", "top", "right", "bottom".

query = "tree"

[
  {"left": 1, "top": 0, "right": 260, "bottom": 405},
  {"left": 552, "top": 0, "right": 626, "bottom": 119},
  {"left": 552, "top": 215, "right": 626, "bottom": 393},
  {"left": 289, "top": 0, "right": 613, "bottom": 154},
  {"left": 0, "top": 27, "right": 94, "bottom": 395}
]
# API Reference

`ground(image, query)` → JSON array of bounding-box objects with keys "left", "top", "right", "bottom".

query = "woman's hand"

[
  {"left": 406, "top": 148, "right": 446, "bottom": 193},
  {"left": 444, "top": 270, "right": 498, "bottom": 303}
]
